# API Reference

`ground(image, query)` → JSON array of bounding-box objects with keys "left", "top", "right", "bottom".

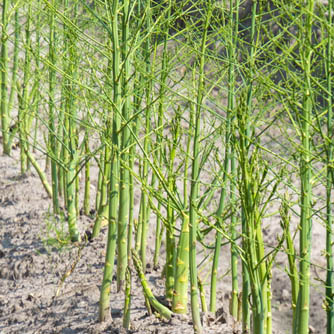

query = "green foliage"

[{"left": 41, "top": 210, "right": 72, "bottom": 252}]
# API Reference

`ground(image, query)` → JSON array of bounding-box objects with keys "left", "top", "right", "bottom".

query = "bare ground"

[{"left": 0, "top": 144, "right": 327, "bottom": 334}]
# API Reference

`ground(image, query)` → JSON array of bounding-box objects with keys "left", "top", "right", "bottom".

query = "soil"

[
  {"left": 0, "top": 139, "right": 328, "bottom": 334},
  {"left": 0, "top": 146, "right": 238, "bottom": 334}
]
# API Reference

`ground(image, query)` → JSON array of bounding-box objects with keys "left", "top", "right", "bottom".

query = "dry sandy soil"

[
  {"left": 0, "top": 145, "right": 239, "bottom": 334},
  {"left": 0, "top": 138, "right": 328, "bottom": 334}
]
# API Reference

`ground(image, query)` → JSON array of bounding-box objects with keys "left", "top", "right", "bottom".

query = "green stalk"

[
  {"left": 139, "top": 0, "right": 153, "bottom": 272},
  {"left": 18, "top": 3, "right": 34, "bottom": 174},
  {"left": 172, "top": 108, "right": 192, "bottom": 314},
  {"left": 236, "top": 87, "right": 279, "bottom": 334},
  {"left": 66, "top": 1, "right": 81, "bottom": 241},
  {"left": 0, "top": 0, "right": 10, "bottom": 155},
  {"left": 127, "top": 102, "right": 140, "bottom": 260},
  {"left": 230, "top": 147, "right": 239, "bottom": 319},
  {"left": 230, "top": 106, "right": 240, "bottom": 322},
  {"left": 99, "top": 182, "right": 117, "bottom": 322},
  {"left": 93, "top": 144, "right": 111, "bottom": 237},
  {"left": 25, "top": 149, "right": 52, "bottom": 198},
  {"left": 241, "top": 219, "right": 250, "bottom": 332},
  {"left": 295, "top": 1, "right": 314, "bottom": 333},
  {"left": 135, "top": 198, "right": 143, "bottom": 252},
  {"left": 153, "top": 0, "right": 171, "bottom": 272},
  {"left": 98, "top": 147, "right": 117, "bottom": 321},
  {"left": 189, "top": 83, "right": 202, "bottom": 332},
  {"left": 172, "top": 213, "right": 189, "bottom": 313},
  {"left": 189, "top": 4, "right": 212, "bottom": 332},
  {"left": 267, "top": 265, "right": 272, "bottom": 334},
  {"left": 62, "top": 116, "right": 69, "bottom": 210},
  {"left": 8, "top": 8, "right": 20, "bottom": 112},
  {"left": 242, "top": 1, "right": 263, "bottom": 332},
  {"left": 153, "top": 210, "right": 162, "bottom": 269},
  {"left": 198, "top": 275, "right": 207, "bottom": 313},
  {"left": 280, "top": 194, "right": 299, "bottom": 331},
  {"left": 32, "top": 0, "right": 41, "bottom": 153},
  {"left": 75, "top": 163, "right": 80, "bottom": 217},
  {"left": 128, "top": 21, "right": 143, "bottom": 262},
  {"left": 209, "top": 149, "right": 229, "bottom": 313},
  {"left": 165, "top": 113, "right": 180, "bottom": 301},
  {"left": 92, "top": 58, "right": 114, "bottom": 237},
  {"left": 132, "top": 249, "right": 172, "bottom": 320},
  {"left": 8, "top": 8, "right": 20, "bottom": 149},
  {"left": 228, "top": 0, "right": 239, "bottom": 320},
  {"left": 123, "top": 267, "right": 131, "bottom": 329},
  {"left": 48, "top": 0, "right": 59, "bottom": 214},
  {"left": 99, "top": 0, "right": 121, "bottom": 321},
  {"left": 83, "top": 139, "right": 90, "bottom": 215},
  {"left": 67, "top": 156, "right": 81, "bottom": 242},
  {"left": 117, "top": 0, "right": 131, "bottom": 292},
  {"left": 95, "top": 151, "right": 104, "bottom": 212},
  {"left": 131, "top": 1, "right": 144, "bottom": 258},
  {"left": 58, "top": 15, "right": 69, "bottom": 204},
  {"left": 325, "top": 1, "right": 334, "bottom": 332},
  {"left": 23, "top": 3, "right": 36, "bottom": 164},
  {"left": 8, "top": 9, "right": 19, "bottom": 110},
  {"left": 240, "top": 2, "right": 258, "bottom": 331},
  {"left": 236, "top": 109, "right": 264, "bottom": 334},
  {"left": 127, "top": 191, "right": 133, "bottom": 259}
]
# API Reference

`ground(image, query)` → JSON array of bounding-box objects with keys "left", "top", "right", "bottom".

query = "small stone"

[
  {"left": 215, "top": 306, "right": 233, "bottom": 325},
  {"left": 27, "top": 293, "right": 34, "bottom": 301},
  {"left": 201, "top": 311, "right": 215, "bottom": 326},
  {"left": 84, "top": 230, "right": 93, "bottom": 242},
  {"left": 281, "top": 289, "right": 290, "bottom": 301},
  {"left": 0, "top": 267, "right": 10, "bottom": 279},
  {"left": 13, "top": 313, "right": 26, "bottom": 323},
  {"left": 309, "top": 325, "right": 315, "bottom": 333},
  {"left": 170, "top": 313, "right": 188, "bottom": 325},
  {"left": 0, "top": 249, "right": 5, "bottom": 258},
  {"left": 146, "top": 262, "right": 152, "bottom": 273}
]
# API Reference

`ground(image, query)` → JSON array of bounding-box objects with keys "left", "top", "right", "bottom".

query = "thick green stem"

[
  {"left": 98, "top": 0, "right": 121, "bottom": 321},
  {"left": 7, "top": 8, "right": 20, "bottom": 150},
  {"left": 228, "top": 0, "right": 239, "bottom": 319},
  {"left": 230, "top": 150, "right": 239, "bottom": 319},
  {"left": 210, "top": 147, "right": 229, "bottom": 313},
  {"left": 165, "top": 114, "right": 179, "bottom": 301},
  {"left": 32, "top": 1, "right": 40, "bottom": 154},
  {"left": 84, "top": 140, "right": 91, "bottom": 215},
  {"left": 326, "top": 0, "right": 334, "bottom": 332},
  {"left": 139, "top": 1, "right": 153, "bottom": 274},
  {"left": 48, "top": 0, "right": 59, "bottom": 214},
  {"left": 296, "top": 2, "right": 314, "bottom": 333},
  {"left": 123, "top": 267, "right": 131, "bottom": 329},
  {"left": 236, "top": 95, "right": 271, "bottom": 334},
  {"left": 172, "top": 106, "right": 191, "bottom": 314},
  {"left": 25, "top": 149, "right": 52, "bottom": 198},
  {"left": 18, "top": 4, "right": 33, "bottom": 174},
  {"left": 98, "top": 180, "right": 117, "bottom": 322},
  {"left": 63, "top": 0, "right": 80, "bottom": 239},
  {"left": 67, "top": 158, "right": 81, "bottom": 242},
  {"left": 189, "top": 5, "right": 212, "bottom": 333},
  {"left": 1, "top": 0, "right": 10, "bottom": 155},
  {"left": 132, "top": 249, "right": 172, "bottom": 320},
  {"left": 172, "top": 214, "right": 189, "bottom": 313},
  {"left": 98, "top": 144, "right": 118, "bottom": 321},
  {"left": 96, "top": 151, "right": 104, "bottom": 212},
  {"left": 117, "top": 0, "right": 131, "bottom": 291},
  {"left": 280, "top": 195, "right": 299, "bottom": 330},
  {"left": 93, "top": 145, "right": 111, "bottom": 237}
]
